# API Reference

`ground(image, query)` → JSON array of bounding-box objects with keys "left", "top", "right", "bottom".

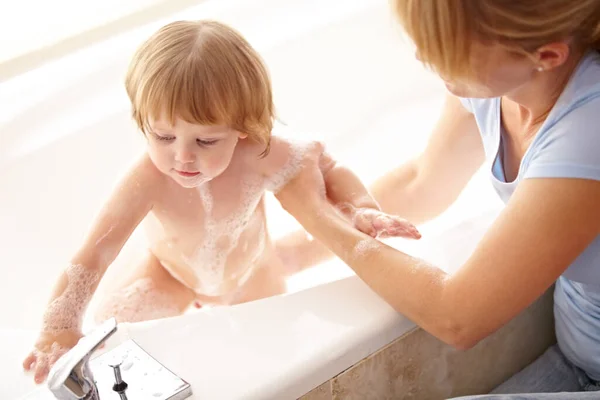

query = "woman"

[{"left": 276, "top": 0, "right": 600, "bottom": 397}]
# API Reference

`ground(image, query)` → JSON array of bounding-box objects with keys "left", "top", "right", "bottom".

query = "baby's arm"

[
  {"left": 272, "top": 148, "right": 382, "bottom": 270},
  {"left": 268, "top": 138, "right": 419, "bottom": 271},
  {"left": 319, "top": 151, "right": 379, "bottom": 212},
  {"left": 260, "top": 137, "right": 377, "bottom": 209},
  {"left": 23, "top": 154, "right": 160, "bottom": 383},
  {"left": 319, "top": 151, "right": 421, "bottom": 239}
]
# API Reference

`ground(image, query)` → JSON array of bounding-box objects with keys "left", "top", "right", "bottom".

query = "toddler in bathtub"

[{"left": 23, "top": 20, "right": 421, "bottom": 383}]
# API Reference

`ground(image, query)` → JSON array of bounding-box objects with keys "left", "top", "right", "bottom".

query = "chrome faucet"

[
  {"left": 47, "top": 318, "right": 117, "bottom": 400},
  {"left": 45, "top": 317, "right": 193, "bottom": 400}
]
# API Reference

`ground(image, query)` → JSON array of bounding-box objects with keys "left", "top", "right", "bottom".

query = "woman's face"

[{"left": 439, "top": 42, "right": 539, "bottom": 99}]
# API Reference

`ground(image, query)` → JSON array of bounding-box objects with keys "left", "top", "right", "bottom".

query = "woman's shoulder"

[
  {"left": 523, "top": 54, "right": 600, "bottom": 181},
  {"left": 568, "top": 50, "right": 600, "bottom": 96},
  {"left": 539, "top": 52, "right": 600, "bottom": 143},
  {"left": 547, "top": 51, "right": 600, "bottom": 125}
]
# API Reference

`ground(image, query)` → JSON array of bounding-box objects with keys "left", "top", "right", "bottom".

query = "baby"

[{"left": 23, "top": 20, "right": 420, "bottom": 383}]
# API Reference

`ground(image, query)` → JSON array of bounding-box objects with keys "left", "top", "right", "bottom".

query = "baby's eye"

[
  {"left": 151, "top": 132, "right": 175, "bottom": 142},
  {"left": 197, "top": 139, "right": 218, "bottom": 146}
]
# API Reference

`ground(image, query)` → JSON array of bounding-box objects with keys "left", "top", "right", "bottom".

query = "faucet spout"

[{"left": 47, "top": 318, "right": 117, "bottom": 400}]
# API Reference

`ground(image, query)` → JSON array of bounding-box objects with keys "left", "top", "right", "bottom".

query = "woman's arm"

[
  {"left": 278, "top": 153, "right": 600, "bottom": 349},
  {"left": 371, "top": 94, "right": 485, "bottom": 224}
]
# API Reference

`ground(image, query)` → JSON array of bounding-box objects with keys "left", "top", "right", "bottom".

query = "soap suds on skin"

[
  {"left": 150, "top": 139, "right": 318, "bottom": 297},
  {"left": 96, "top": 277, "right": 180, "bottom": 323},
  {"left": 180, "top": 139, "right": 315, "bottom": 295},
  {"left": 352, "top": 239, "right": 381, "bottom": 259},
  {"left": 30, "top": 342, "right": 69, "bottom": 373},
  {"left": 185, "top": 175, "right": 266, "bottom": 295},
  {"left": 265, "top": 140, "right": 316, "bottom": 194},
  {"left": 43, "top": 264, "right": 100, "bottom": 333}
]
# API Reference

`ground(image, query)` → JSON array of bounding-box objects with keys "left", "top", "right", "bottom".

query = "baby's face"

[{"left": 147, "top": 117, "right": 246, "bottom": 188}]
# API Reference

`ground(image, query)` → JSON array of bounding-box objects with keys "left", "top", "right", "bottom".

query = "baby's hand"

[
  {"left": 352, "top": 208, "right": 421, "bottom": 239},
  {"left": 23, "top": 329, "right": 82, "bottom": 384}
]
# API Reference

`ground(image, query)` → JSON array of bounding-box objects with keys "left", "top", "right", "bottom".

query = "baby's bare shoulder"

[
  {"left": 255, "top": 134, "right": 324, "bottom": 193},
  {"left": 133, "top": 153, "right": 164, "bottom": 183},
  {"left": 260, "top": 135, "right": 323, "bottom": 177},
  {"left": 91, "top": 153, "right": 163, "bottom": 227},
  {"left": 117, "top": 153, "right": 167, "bottom": 198}
]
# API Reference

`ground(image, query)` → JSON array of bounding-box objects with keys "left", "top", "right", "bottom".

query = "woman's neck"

[{"left": 503, "top": 50, "right": 585, "bottom": 130}]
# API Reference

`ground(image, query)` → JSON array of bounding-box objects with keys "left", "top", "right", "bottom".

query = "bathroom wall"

[
  {"left": 0, "top": 0, "right": 205, "bottom": 79},
  {"left": 300, "top": 288, "right": 556, "bottom": 399}
]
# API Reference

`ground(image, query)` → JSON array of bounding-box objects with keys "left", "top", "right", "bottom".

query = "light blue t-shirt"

[{"left": 460, "top": 50, "right": 600, "bottom": 381}]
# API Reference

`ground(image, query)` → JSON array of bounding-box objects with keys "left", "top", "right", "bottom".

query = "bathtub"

[{"left": 0, "top": 0, "right": 528, "bottom": 398}]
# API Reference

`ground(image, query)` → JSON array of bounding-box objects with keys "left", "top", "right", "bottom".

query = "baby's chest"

[{"left": 154, "top": 173, "right": 267, "bottom": 233}]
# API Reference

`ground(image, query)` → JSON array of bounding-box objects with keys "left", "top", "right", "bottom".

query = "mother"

[{"left": 277, "top": 0, "right": 600, "bottom": 397}]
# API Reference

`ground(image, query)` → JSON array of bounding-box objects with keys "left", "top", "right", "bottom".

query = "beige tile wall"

[{"left": 300, "top": 288, "right": 555, "bottom": 400}]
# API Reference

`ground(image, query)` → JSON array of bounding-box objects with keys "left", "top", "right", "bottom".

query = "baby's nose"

[{"left": 176, "top": 148, "right": 196, "bottom": 163}]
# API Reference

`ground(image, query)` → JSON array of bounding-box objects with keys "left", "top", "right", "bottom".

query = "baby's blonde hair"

[
  {"left": 125, "top": 20, "right": 274, "bottom": 156},
  {"left": 392, "top": 0, "right": 600, "bottom": 79}
]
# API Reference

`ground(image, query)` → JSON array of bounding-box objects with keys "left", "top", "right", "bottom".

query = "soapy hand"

[
  {"left": 23, "top": 329, "right": 82, "bottom": 384},
  {"left": 351, "top": 207, "right": 421, "bottom": 239}
]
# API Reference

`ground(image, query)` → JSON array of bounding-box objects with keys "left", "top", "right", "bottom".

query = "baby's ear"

[{"left": 237, "top": 130, "right": 248, "bottom": 139}]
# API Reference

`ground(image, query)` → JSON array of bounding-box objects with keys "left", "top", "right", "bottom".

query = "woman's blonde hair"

[
  {"left": 125, "top": 20, "right": 274, "bottom": 156},
  {"left": 392, "top": 0, "right": 600, "bottom": 79}
]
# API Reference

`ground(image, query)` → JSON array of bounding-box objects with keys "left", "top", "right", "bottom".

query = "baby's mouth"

[{"left": 175, "top": 170, "right": 201, "bottom": 177}]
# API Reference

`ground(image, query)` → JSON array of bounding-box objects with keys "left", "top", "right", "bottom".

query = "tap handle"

[{"left": 109, "top": 363, "right": 128, "bottom": 393}]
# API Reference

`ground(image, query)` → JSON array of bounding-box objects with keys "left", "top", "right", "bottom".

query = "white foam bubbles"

[
  {"left": 186, "top": 175, "right": 267, "bottom": 295},
  {"left": 43, "top": 264, "right": 100, "bottom": 333},
  {"left": 96, "top": 277, "right": 180, "bottom": 323},
  {"left": 265, "top": 139, "right": 317, "bottom": 193},
  {"left": 352, "top": 239, "right": 381, "bottom": 259}
]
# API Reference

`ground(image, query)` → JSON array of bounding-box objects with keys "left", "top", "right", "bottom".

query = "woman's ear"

[{"left": 533, "top": 41, "right": 571, "bottom": 71}]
